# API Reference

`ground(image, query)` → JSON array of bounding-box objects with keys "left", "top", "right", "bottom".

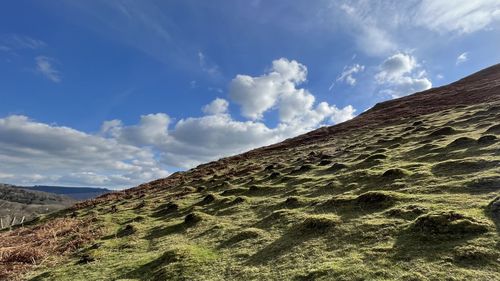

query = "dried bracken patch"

[{"left": 0, "top": 218, "right": 100, "bottom": 280}]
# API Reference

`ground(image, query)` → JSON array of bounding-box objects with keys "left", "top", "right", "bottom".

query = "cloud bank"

[{"left": 1, "top": 58, "right": 355, "bottom": 188}]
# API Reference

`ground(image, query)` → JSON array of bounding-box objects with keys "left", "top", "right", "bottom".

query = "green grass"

[{"left": 24, "top": 101, "right": 500, "bottom": 281}]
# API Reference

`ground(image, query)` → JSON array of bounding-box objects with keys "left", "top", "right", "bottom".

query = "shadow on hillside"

[
  {"left": 117, "top": 251, "right": 178, "bottom": 281},
  {"left": 144, "top": 223, "right": 186, "bottom": 240},
  {"left": 247, "top": 219, "right": 336, "bottom": 265},
  {"left": 391, "top": 227, "right": 490, "bottom": 265},
  {"left": 28, "top": 272, "right": 52, "bottom": 281},
  {"left": 246, "top": 229, "right": 312, "bottom": 265}
]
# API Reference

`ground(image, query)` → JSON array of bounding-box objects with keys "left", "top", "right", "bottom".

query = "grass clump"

[
  {"left": 486, "top": 196, "right": 500, "bottom": 223},
  {"left": 200, "top": 194, "right": 217, "bottom": 204},
  {"left": 283, "top": 197, "right": 301, "bottom": 208},
  {"left": 447, "top": 137, "right": 476, "bottom": 148},
  {"left": 428, "top": 126, "right": 458, "bottom": 137},
  {"left": 477, "top": 134, "right": 497, "bottom": 145},
  {"left": 299, "top": 215, "right": 340, "bottom": 233},
  {"left": 410, "top": 211, "right": 489, "bottom": 238},
  {"left": 453, "top": 245, "right": 499, "bottom": 265},
  {"left": 223, "top": 228, "right": 266, "bottom": 246},
  {"left": 364, "top": 153, "right": 387, "bottom": 162},
  {"left": 231, "top": 196, "right": 246, "bottom": 204},
  {"left": 117, "top": 224, "right": 136, "bottom": 237},
  {"left": 485, "top": 124, "right": 500, "bottom": 134},
  {"left": 156, "top": 202, "right": 179, "bottom": 216},
  {"left": 327, "top": 163, "right": 348, "bottom": 172},
  {"left": 467, "top": 177, "right": 500, "bottom": 191},
  {"left": 184, "top": 212, "right": 204, "bottom": 225},
  {"left": 290, "top": 164, "right": 313, "bottom": 174},
  {"left": 267, "top": 171, "right": 281, "bottom": 179},
  {"left": 386, "top": 205, "right": 427, "bottom": 220},
  {"left": 355, "top": 191, "right": 398, "bottom": 209},
  {"left": 432, "top": 159, "right": 498, "bottom": 176},
  {"left": 318, "top": 159, "right": 332, "bottom": 166},
  {"left": 381, "top": 168, "right": 411, "bottom": 179},
  {"left": 220, "top": 187, "right": 247, "bottom": 196}
]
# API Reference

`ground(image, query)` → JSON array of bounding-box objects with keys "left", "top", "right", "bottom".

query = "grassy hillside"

[{"left": 1, "top": 65, "right": 499, "bottom": 280}]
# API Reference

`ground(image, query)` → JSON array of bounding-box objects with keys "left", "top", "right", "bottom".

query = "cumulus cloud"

[
  {"left": 229, "top": 58, "right": 308, "bottom": 120},
  {"left": 0, "top": 115, "right": 168, "bottom": 188},
  {"left": 35, "top": 56, "right": 61, "bottom": 83},
  {"left": 101, "top": 113, "right": 170, "bottom": 147},
  {"left": 375, "top": 52, "right": 432, "bottom": 98},
  {"left": 336, "top": 64, "right": 365, "bottom": 86},
  {"left": 202, "top": 98, "right": 229, "bottom": 115},
  {"left": 456, "top": 52, "right": 468, "bottom": 65}
]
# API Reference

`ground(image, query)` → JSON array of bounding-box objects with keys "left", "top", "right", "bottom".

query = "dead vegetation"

[{"left": 0, "top": 217, "right": 100, "bottom": 280}]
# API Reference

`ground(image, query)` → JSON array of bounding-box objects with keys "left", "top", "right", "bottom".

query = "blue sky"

[{"left": 1, "top": 0, "right": 499, "bottom": 188}]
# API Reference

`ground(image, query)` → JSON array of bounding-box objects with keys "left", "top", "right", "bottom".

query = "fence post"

[{"left": 10, "top": 216, "right": 16, "bottom": 230}]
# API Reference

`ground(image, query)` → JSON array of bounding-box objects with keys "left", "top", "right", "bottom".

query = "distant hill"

[
  {"left": 22, "top": 185, "right": 112, "bottom": 200},
  {"left": 0, "top": 184, "right": 75, "bottom": 229}
]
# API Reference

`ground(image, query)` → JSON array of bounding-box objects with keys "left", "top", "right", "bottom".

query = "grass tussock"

[
  {"left": 381, "top": 168, "right": 411, "bottom": 179},
  {"left": 410, "top": 211, "right": 489, "bottom": 238},
  {"left": 299, "top": 215, "right": 340, "bottom": 233}
]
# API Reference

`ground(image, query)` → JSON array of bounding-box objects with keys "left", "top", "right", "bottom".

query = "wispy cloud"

[
  {"left": 331, "top": 1, "right": 500, "bottom": 56},
  {"left": 35, "top": 56, "right": 61, "bottom": 83},
  {"left": 414, "top": 0, "right": 500, "bottom": 34},
  {"left": 456, "top": 52, "right": 468, "bottom": 65},
  {"left": 1, "top": 34, "right": 46, "bottom": 50},
  {"left": 337, "top": 3, "right": 396, "bottom": 56},
  {"left": 198, "top": 51, "right": 220, "bottom": 77},
  {"left": 336, "top": 64, "right": 365, "bottom": 86}
]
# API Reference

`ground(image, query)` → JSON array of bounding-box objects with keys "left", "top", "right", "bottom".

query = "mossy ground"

[{"left": 24, "top": 101, "right": 500, "bottom": 281}]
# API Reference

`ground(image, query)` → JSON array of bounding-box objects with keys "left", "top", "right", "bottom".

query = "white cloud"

[
  {"left": 338, "top": 3, "right": 396, "bottom": 56},
  {"left": 198, "top": 51, "right": 220, "bottom": 76},
  {"left": 1, "top": 58, "right": 355, "bottom": 187},
  {"left": 101, "top": 113, "right": 170, "bottom": 147},
  {"left": 1, "top": 34, "right": 46, "bottom": 50},
  {"left": 414, "top": 0, "right": 500, "bottom": 34},
  {"left": 336, "top": 64, "right": 365, "bottom": 86},
  {"left": 229, "top": 58, "right": 309, "bottom": 120},
  {"left": 229, "top": 57, "right": 354, "bottom": 124},
  {"left": 202, "top": 98, "right": 229, "bottom": 115},
  {"left": 0, "top": 115, "right": 168, "bottom": 188},
  {"left": 456, "top": 52, "right": 468, "bottom": 65},
  {"left": 375, "top": 53, "right": 417, "bottom": 82},
  {"left": 375, "top": 52, "right": 432, "bottom": 98},
  {"left": 35, "top": 56, "right": 61, "bottom": 83},
  {"left": 332, "top": 1, "right": 500, "bottom": 56}
]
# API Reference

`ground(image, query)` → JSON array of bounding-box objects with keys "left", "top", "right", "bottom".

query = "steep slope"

[
  {"left": 1, "top": 64, "right": 500, "bottom": 281},
  {"left": 0, "top": 184, "right": 75, "bottom": 228}
]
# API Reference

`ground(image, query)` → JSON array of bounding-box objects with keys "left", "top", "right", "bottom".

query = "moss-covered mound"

[{"left": 410, "top": 211, "right": 489, "bottom": 238}]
